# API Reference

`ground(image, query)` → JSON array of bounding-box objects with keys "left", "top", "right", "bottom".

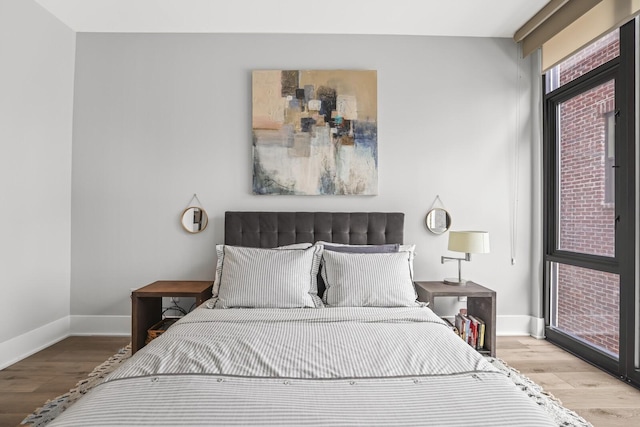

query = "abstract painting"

[{"left": 252, "top": 70, "right": 378, "bottom": 195}]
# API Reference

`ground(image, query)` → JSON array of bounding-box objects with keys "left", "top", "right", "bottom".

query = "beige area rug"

[{"left": 22, "top": 347, "right": 592, "bottom": 426}]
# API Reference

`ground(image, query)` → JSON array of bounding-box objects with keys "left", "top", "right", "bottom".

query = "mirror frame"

[
  {"left": 181, "top": 206, "right": 209, "bottom": 234},
  {"left": 425, "top": 208, "right": 451, "bottom": 235}
]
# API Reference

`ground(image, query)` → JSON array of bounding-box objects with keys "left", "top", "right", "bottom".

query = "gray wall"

[
  {"left": 71, "top": 33, "right": 537, "bottom": 331},
  {"left": 0, "top": 0, "right": 75, "bottom": 363}
]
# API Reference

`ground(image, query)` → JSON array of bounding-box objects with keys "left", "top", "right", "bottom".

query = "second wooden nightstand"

[
  {"left": 131, "top": 280, "right": 213, "bottom": 354},
  {"left": 414, "top": 280, "right": 496, "bottom": 357}
]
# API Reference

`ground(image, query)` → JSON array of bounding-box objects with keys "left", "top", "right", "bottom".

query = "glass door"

[
  {"left": 544, "top": 21, "right": 636, "bottom": 383},
  {"left": 546, "top": 71, "right": 621, "bottom": 365}
]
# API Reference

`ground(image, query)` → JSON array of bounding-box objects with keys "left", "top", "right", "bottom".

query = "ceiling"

[{"left": 36, "top": 0, "right": 549, "bottom": 38}]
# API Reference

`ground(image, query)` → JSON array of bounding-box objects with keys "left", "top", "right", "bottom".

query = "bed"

[{"left": 49, "top": 212, "right": 557, "bottom": 426}]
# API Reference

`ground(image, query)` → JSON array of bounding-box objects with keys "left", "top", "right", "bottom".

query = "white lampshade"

[{"left": 448, "top": 231, "right": 490, "bottom": 254}]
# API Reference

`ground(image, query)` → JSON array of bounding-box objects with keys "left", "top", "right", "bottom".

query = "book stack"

[{"left": 454, "top": 309, "right": 486, "bottom": 351}]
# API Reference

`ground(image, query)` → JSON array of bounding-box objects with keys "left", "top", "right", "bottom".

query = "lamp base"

[{"left": 443, "top": 277, "right": 468, "bottom": 286}]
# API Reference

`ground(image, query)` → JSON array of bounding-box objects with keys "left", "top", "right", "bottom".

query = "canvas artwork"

[{"left": 252, "top": 70, "right": 378, "bottom": 195}]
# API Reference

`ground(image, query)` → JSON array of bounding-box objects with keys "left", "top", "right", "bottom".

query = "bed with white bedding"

[{"left": 48, "top": 212, "right": 557, "bottom": 426}]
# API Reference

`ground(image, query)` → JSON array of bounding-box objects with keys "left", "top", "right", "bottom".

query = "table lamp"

[{"left": 441, "top": 231, "right": 490, "bottom": 285}]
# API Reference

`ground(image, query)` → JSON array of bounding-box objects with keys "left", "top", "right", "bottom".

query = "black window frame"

[{"left": 542, "top": 20, "right": 636, "bottom": 385}]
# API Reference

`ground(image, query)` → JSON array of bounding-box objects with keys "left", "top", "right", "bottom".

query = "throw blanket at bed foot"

[
  {"left": 47, "top": 306, "right": 557, "bottom": 426},
  {"left": 48, "top": 372, "right": 555, "bottom": 426}
]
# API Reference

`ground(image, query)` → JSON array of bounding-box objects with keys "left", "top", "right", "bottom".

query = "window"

[{"left": 543, "top": 21, "right": 636, "bottom": 383}]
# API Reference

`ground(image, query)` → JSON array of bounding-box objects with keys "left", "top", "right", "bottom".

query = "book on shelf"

[
  {"left": 454, "top": 311, "right": 470, "bottom": 343},
  {"left": 454, "top": 309, "right": 486, "bottom": 351},
  {"left": 454, "top": 312, "right": 463, "bottom": 340},
  {"left": 469, "top": 315, "right": 486, "bottom": 350},
  {"left": 467, "top": 315, "right": 479, "bottom": 349}
]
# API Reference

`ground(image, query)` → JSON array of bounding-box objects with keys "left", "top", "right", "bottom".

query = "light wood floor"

[
  {"left": 498, "top": 336, "right": 640, "bottom": 426},
  {"left": 1, "top": 335, "right": 640, "bottom": 426}
]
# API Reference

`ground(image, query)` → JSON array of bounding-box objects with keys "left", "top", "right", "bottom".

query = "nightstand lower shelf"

[{"left": 415, "top": 280, "right": 496, "bottom": 357}]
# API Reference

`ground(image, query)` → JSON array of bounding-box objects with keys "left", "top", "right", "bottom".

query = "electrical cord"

[
  {"left": 162, "top": 297, "right": 199, "bottom": 319},
  {"left": 162, "top": 302, "right": 188, "bottom": 318}
]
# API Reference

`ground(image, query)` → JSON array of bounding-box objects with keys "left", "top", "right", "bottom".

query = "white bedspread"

[{"left": 50, "top": 304, "right": 557, "bottom": 426}]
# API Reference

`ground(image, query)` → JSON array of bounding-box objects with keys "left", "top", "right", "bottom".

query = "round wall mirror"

[
  {"left": 425, "top": 208, "right": 451, "bottom": 235},
  {"left": 181, "top": 207, "right": 208, "bottom": 233}
]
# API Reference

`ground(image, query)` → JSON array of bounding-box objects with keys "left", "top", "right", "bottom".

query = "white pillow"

[
  {"left": 315, "top": 241, "right": 416, "bottom": 279},
  {"left": 215, "top": 245, "right": 323, "bottom": 308},
  {"left": 212, "top": 242, "right": 312, "bottom": 297},
  {"left": 321, "top": 250, "right": 418, "bottom": 307}
]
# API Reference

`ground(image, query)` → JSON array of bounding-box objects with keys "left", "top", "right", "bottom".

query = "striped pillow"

[
  {"left": 216, "top": 245, "right": 323, "bottom": 308},
  {"left": 212, "top": 243, "right": 312, "bottom": 297},
  {"left": 321, "top": 250, "right": 418, "bottom": 307},
  {"left": 315, "top": 242, "right": 415, "bottom": 274}
]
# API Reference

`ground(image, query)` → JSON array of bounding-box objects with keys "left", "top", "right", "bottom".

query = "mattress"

[{"left": 49, "top": 304, "right": 557, "bottom": 426}]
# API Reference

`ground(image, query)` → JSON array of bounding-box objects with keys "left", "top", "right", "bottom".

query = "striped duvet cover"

[{"left": 49, "top": 304, "right": 556, "bottom": 426}]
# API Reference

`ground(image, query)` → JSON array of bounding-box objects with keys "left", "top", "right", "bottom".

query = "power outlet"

[{"left": 171, "top": 297, "right": 180, "bottom": 304}]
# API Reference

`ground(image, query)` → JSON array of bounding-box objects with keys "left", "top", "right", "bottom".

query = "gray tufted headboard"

[{"left": 224, "top": 212, "right": 404, "bottom": 247}]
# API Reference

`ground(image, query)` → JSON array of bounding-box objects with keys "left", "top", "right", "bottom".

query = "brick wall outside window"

[
  {"left": 558, "top": 81, "right": 615, "bottom": 257},
  {"left": 558, "top": 32, "right": 619, "bottom": 86},
  {"left": 556, "top": 263, "right": 619, "bottom": 354},
  {"left": 554, "top": 32, "right": 620, "bottom": 355}
]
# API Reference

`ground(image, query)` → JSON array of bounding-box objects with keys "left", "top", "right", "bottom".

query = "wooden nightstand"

[
  {"left": 414, "top": 281, "right": 496, "bottom": 357},
  {"left": 131, "top": 280, "right": 213, "bottom": 354}
]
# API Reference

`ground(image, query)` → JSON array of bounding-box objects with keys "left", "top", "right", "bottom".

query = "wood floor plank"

[
  {"left": 577, "top": 408, "right": 640, "bottom": 427},
  {"left": 502, "top": 357, "right": 597, "bottom": 374},
  {"left": 523, "top": 372, "right": 574, "bottom": 390},
  {"left": 552, "top": 387, "right": 640, "bottom": 409},
  {"left": 0, "top": 374, "right": 55, "bottom": 393},
  {"left": 498, "top": 348, "right": 579, "bottom": 361},
  {"left": 555, "top": 371, "right": 627, "bottom": 389}
]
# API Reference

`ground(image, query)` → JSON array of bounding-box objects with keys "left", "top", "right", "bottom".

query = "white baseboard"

[
  {"left": 529, "top": 316, "right": 546, "bottom": 339},
  {"left": 70, "top": 315, "right": 131, "bottom": 336},
  {"left": 0, "top": 316, "right": 70, "bottom": 370},
  {"left": 497, "top": 315, "right": 539, "bottom": 336}
]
